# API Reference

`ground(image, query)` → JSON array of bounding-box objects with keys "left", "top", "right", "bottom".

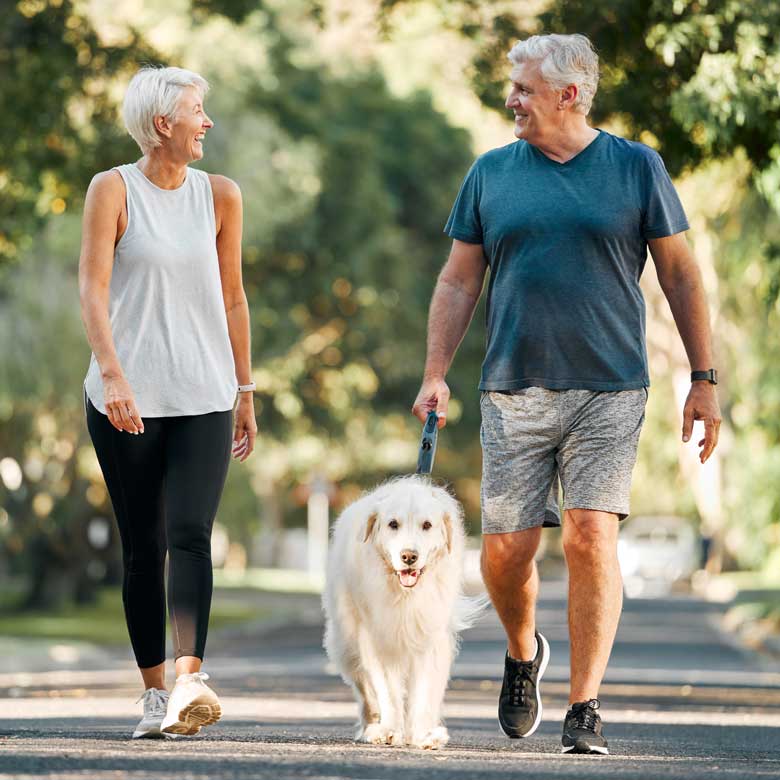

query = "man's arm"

[
  {"left": 412, "top": 239, "right": 488, "bottom": 427},
  {"left": 648, "top": 233, "right": 721, "bottom": 463}
]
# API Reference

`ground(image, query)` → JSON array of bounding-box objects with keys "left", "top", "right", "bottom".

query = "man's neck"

[{"left": 530, "top": 121, "right": 600, "bottom": 164}]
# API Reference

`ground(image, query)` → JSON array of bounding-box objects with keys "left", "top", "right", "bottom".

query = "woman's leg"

[
  {"left": 163, "top": 408, "right": 233, "bottom": 671},
  {"left": 85, "top": 392, "right": 168, "bottom": 679}
]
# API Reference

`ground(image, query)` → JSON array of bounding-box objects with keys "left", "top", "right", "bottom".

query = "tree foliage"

[
  {"left": 385, "top": 1, "right": 780, "bottom": 187},
  {"left": 0, "top": 1, "right": 157, "bottom": 273},
  {"left": 0, "top": 0, "right": 481, "bottom": 604}
]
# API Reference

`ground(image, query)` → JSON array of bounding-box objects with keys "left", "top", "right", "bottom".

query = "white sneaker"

[
  {"left": 132, "top": 688, "right": 169, "bottom": 739},
  {"left": 160, "top": 672, "right": 222, "bottom": 736}
]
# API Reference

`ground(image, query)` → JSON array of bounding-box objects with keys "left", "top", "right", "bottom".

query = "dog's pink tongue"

[{"left": 399, "top": 569, "right": 418, "bottom": 588}]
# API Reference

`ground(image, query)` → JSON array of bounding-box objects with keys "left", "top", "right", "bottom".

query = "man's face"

[{"left": 505, "top": 61, "right": 561, "bottom": 143}]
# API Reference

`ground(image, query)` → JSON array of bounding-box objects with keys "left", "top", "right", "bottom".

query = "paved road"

[{"left": 1, "top": 580, "right": 779, "bottom": 779}]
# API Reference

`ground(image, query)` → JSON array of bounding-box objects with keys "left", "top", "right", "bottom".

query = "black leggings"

[{"left": 85, "top": 390, "right": 233, "bottom": 668}]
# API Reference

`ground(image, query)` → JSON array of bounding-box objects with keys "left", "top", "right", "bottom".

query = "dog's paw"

[
  {"left": 360, "top": 723, "right": 404, "bottom": 745},
  {"left": 410, "top": 726, "right": 449, "bottom": 750}
]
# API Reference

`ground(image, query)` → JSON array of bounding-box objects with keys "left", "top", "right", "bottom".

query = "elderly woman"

[{"left": 79, "top": 66, "right": 257, "bottom": 739}]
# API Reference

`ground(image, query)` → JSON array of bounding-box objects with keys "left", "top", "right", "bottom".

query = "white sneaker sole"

[
  {"left": 131, "top": 726, "right": 165, "bottom": 740},
  {"left": 561, "top": 743, "right": 609, "bottom": 755},
  {"left": 498, "top": 632, "right": 551, "bottom": 739},
  {"left": 161, "top": 695, "right": 222, "bottom": 736}
]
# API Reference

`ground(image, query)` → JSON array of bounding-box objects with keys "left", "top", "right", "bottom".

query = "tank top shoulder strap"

[
  {"left": 188, "top": 167, "right": 218, "bottom": 236},
  {"left": 112, "top": 163, "right": 138, "bottom": 188},
  {"left": 111, "top": 164, "right": 140, "bottom": 244}
]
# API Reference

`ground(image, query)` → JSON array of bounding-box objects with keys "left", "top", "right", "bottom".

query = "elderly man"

[{"left": 412, "top": 33, "right": 720, "bottom": 755}]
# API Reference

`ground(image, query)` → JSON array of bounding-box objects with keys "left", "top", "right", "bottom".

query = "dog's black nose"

[{"left": 401, "top": 549, "right": 418, "bottom": 566}]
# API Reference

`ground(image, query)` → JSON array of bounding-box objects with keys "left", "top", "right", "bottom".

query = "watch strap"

[{"left": 691, "top": 369, "right": 717, "bottom": 385}]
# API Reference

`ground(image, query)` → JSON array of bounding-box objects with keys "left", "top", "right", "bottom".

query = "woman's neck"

[{"left": 137, "top": 153, "right": 188, "bottom": 190}]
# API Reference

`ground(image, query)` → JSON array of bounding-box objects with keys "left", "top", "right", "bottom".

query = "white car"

[{"left": 617, "top": 515, "right": 700, "bottom": 597}]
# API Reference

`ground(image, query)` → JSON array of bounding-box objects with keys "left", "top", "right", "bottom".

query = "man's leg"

[
  {"left": 478, "top": 389, "right": 559, "bottom": 739},
  {"left": 562, "top": 508, "right": 622, "bottom": 704},
  {"left": 555, "top": 387, "right": 644, "bottom": 754},
  {"left": 481, "top": 527, "right": 542, "bottom": 661},
  {"left": 483, "top": 526, "right": 550, "bottom": 739}
]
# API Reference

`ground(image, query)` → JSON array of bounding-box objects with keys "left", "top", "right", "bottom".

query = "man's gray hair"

[
  {"left": 508, "top": 34, "right": 599, "bottom": 115},
  {"left": 122, "top": 66, "right": 210, "bottom": 154}
]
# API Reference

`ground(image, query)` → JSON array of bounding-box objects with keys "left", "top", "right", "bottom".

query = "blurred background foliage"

[{"left": 0, "top": 0, "right": 778, "bottom": 608}]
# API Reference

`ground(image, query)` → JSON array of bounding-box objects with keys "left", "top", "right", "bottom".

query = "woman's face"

[{"left": 167, "top": 85, "right": 213, "bottom": 163}]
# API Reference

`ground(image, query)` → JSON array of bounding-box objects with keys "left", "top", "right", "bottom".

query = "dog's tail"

[{"left": 452, "top": 592, "right": 491, "bottom": 633}]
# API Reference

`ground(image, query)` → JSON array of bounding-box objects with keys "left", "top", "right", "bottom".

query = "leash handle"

[{"left": 416, "top": 410, "right": 439, "bottom": 475}]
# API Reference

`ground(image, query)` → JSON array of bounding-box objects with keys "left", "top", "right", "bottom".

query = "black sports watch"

[{"left": 691, "top": 369, "right": 718, "bottom": 385}]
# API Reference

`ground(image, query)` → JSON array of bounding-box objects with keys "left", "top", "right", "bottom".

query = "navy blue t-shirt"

[{"left": 444, "top": 130, "right": 689, "bottom": 391}]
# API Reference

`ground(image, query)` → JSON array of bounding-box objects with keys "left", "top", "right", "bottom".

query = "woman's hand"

[
  {"left": 232, "top": 393, "right": 257, "bottom": 462},
  {"left": 103, "top": 374, "right": 144, "bottom": 434}
]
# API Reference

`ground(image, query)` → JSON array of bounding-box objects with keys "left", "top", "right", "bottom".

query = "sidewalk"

[{"left": 0, "top": 584, "right": 324, "bottom": 680}]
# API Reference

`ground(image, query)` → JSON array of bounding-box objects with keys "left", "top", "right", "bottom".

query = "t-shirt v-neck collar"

[{"left": 527, "top": 129, "right": 604, "bottom": 168}]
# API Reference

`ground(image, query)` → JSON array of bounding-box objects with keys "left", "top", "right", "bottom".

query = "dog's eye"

[
  {"left": 422, "top": 521, "right": 432, "bottom": 530},
  {"left": 388, "top": 519, "right": 399, "bottom": 530}
]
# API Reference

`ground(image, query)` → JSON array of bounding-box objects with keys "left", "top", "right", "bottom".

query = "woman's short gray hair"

[
  {"left": 122, "top": 66, "right": 210, "bottom": 154},
  {"left": 508, "top": 34, "right": 599, "bottom": 115}
]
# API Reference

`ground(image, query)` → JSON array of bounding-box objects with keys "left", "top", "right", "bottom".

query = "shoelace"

[
  {"left": 568, "top": 699, "right": 600, "bottom": 731},
  {"left": 136, "top": 687, "right": 169, "bottom": 717},
  {"left": 508, "top": 662, "right": 536, "bottom": 707}
]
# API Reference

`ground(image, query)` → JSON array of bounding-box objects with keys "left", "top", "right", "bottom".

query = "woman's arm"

[
  {"left": 210, "top": 173, "right": 257, "bottom": 462},
  {"left": 79, "top": 171, "right": 144, "bottom": 434}
]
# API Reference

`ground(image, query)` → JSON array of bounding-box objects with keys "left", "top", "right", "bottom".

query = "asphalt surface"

[{"left": 1, "top": 580, "right": 779, "bottom": 779}]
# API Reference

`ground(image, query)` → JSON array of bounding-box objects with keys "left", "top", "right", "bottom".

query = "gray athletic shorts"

[{"left": 479, "top": 387, "right": 648, "bottom": 533}]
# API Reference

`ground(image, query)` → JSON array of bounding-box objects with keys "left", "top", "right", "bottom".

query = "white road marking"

[{"left": 3, "top": 696, "right": 780, "bottom": 728}]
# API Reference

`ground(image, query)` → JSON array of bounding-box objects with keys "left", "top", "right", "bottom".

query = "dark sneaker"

[
  {"left": 561, "top": 698, "right": 609, "bottom": 755},
  {"left": 498, "top": 630, "right": 550, "bottom": 738}
]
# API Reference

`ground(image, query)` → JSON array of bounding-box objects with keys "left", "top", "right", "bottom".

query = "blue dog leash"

[{"left": 415, "top": 410, "right": 439, "bottom": 475}]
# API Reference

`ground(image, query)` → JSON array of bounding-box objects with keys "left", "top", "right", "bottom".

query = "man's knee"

[
  {"left": 562, "top": 508, "right": 618, "bottom": 560},
  {"left": 481, "top": 528, "right": 541, "bottom": 577}
]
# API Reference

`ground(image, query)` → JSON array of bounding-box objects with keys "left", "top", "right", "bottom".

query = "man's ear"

[
  {"left": 443, "top": 513, "right": 453, "bottom": 554},
  {"left": 558, "top": 84, "right": 578, "bottom": 111},
  {"left": 363, "top": 512, "right": 378, "bottom": 543}
]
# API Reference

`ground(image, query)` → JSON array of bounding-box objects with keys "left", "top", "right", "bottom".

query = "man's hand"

[
  {"left": 412, "top": 377, "right": 450, "bottom": 429},
  {"left": 681, "top": 382, "right": 721, "bottom": 464}
]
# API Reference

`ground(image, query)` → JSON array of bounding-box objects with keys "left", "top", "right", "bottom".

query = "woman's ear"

[
  {"left": 154, "top": 114, "right": 174, "bottom": 140},
  {"left": 362, "top": 512, "right": 378, "bottom": 543},
  {"left": 443, "top": 513, "right": 453, "bottom": 554}
]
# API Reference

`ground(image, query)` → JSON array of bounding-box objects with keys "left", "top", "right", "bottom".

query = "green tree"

[
  {"left": 0, "top": 0, "right": 484, "bottom": 605},
  {"left": 199, "top": 8, "right": 485, "bottom": 533},
  {"left": 383, "top": 0, "right": 780, "bottom": 569},
  {"left": 0, "top": 0, "right": 155, "bottom": 271}
]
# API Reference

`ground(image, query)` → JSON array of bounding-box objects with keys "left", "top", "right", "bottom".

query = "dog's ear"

[
  {"left": 443, "top": 513, "right": 453, "bottom": 554},
  {"left": 363, "top": 512, "right": 378, "bottom": 543}
]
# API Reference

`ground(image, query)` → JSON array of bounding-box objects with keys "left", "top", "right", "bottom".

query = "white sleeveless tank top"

[{"left": 83, "top": 163, "right": 237, "bottom": 417}]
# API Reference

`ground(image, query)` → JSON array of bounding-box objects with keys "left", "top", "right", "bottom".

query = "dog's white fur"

[{"left": 323, "top": 475, "right": 481, "bottom": 750}]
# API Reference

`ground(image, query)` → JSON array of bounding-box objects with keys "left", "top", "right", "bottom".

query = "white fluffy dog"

[{"left": 323, "top": 475, "right": 482, "bottom": 750}]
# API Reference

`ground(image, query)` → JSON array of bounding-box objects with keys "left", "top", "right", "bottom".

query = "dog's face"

[{"left": 363, "top": 484, "right": 455, "bottom": 589}]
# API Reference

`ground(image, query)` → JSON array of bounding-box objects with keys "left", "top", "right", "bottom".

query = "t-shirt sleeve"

[
  {"left": 641, "top": 152, "right": 690, "bottom": 239},
  {"left": 444, "top": 160, "right": 483, "bottom": 244}
]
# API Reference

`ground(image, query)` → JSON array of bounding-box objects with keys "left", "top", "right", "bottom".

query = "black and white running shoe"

[
  {"left": 561, "top": 698, "right": 609, "bottom": 755},
  {"left": 498, "top": 630, "right": 550, "bottom": 738}
]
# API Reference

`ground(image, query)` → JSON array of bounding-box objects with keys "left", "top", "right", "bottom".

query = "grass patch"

[
  {"left": 0, "top": 587, "right": 267, "bottom": 645},
  {"left": 214, "top": 567, "right": 324, "bottom": 594}
]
